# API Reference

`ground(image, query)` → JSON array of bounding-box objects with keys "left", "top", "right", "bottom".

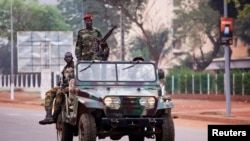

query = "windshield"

[{"left": 77, "top": 62, "right": 157, "bottom": 82}]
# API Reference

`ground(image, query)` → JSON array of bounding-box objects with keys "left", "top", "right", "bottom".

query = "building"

[{"left": 206, "top": 39, "right": 250, "bottom": 71}]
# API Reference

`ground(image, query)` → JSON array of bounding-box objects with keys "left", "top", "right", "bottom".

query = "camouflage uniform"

[
  {"left": 53, "top": 61, "right": 74, "bottom": 113},
  {"left": 44, "top": 86, "right": 60, "bottom": 113},
  {"left": 75, "top": 28, "right": 103, "bottom": 60},
  {"left": 39, "top": 61, "right": 74, "bottom": 125}
]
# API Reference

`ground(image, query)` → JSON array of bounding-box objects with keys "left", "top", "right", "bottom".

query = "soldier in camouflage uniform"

[
  {"left": 39, "top": 52, "right": 74, "bottom": 125},
  {"left": 75, "top": 13, "right": 109, "bottom": 61}
]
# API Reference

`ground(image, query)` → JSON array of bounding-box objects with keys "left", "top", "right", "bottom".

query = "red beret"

[{"left": 83, "top": 13, "right": 93, "bottom": 20}]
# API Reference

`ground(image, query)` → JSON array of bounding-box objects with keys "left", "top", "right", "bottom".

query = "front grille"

[
  {"left": 121, "top": 97, "right": 142, "bottom": 115},
  {"left": 122, "top": 97, "right": 140, "bottom": 107},
  {"left": 105, "top": 96, "right": 157, "bottom": 117}
]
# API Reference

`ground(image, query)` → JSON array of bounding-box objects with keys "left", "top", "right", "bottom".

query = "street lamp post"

[
  {"left": 10, "top": 0, "right": 14, "bottom": 100},
  {"left": 223, "top": 0, "right": 231, "bottom": 117}
]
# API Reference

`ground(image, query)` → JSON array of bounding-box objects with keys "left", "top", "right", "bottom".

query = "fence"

[
  {"left": 165, "top": 73, "right": 250, "bottom": 96},
  {"left": 0, "top": 73, "right": 59, "bottom": 92},
  {"left": 1, "top": 73, "right": 249, "bottom": 96}
]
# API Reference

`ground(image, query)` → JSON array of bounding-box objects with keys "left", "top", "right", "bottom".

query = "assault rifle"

[
  {"left": 93, "top": 25, "right": 117, "bottom": 60},
  {"left": 101, "top": 25, "right": 117, "bottom": 43}
]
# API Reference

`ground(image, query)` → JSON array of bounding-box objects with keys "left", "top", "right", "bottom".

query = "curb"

[{"left": 172, "top": 113, "right": 250, "bottom": 124}]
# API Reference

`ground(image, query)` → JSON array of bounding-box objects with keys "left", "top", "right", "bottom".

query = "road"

[{"left": 0, "top": 107, "right": 207, "bottom": 141}]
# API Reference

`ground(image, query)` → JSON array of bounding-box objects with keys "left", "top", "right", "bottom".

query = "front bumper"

[{"left": 102, "top": 117, "right": 163, "bottom": 128}]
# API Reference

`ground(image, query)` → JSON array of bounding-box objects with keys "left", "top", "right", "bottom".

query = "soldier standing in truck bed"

[{"left": 75, "top": 13, "right": 109, "bottom": 61}]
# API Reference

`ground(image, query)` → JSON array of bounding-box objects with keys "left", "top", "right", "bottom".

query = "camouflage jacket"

[
  {"left": 61, "top": 61, "right": 75, "bottom": 86},
  {"left": 75, "top": 28, "right": 102, "bottom": 61}
]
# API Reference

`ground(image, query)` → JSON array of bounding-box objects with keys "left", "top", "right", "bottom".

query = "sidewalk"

[
  {"left": 171, "top": 97, "right": 250, "bottom": 124},
  {"left": 0, "top": 91, "right": 250, "bottom": 124}
]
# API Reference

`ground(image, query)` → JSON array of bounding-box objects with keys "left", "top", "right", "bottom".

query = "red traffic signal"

[{"left": 220, "top": 17, "right": 233, "bottom": 45}]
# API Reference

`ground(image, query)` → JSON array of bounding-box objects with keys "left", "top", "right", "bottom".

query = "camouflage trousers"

[{"left": 44, "top": 86, "right": 69, "bottom": 112}]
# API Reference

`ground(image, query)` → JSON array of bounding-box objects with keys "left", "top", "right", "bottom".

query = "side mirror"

[{"left": 158, "top": 69, "right": 165, "bottom": 80}]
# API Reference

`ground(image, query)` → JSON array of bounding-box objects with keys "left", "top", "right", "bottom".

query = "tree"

[
  {"left": 230, "top": 0, "right": 250, "bottom": 44},
  {"left": 0, "top": 0, "right": 71, "bottom": 73},
  {"left": 57, "top": 0, "right": 172, "bottom": 65},
  {"left": 234, "top": 12, "right": 250, "bottom": 44},
  {"left": 57, "top": 0, "right": 120, "bottom": 59},
  {"left": 95, "top": 0, "right": 170, "bottom": 66},
  {"left": 129, "top": 24, "right": 170, "bottom": 62},
  {"left": 173, "top": 1, "right": 222, "bottom": 71},
  {"left": 209, "top": 0, "right": 250, "bottom": 44}
]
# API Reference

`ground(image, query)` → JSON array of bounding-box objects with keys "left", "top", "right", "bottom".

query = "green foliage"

[
  {"left": 96, "top": 0, "right": 171, "bottom": 64},
  {"left": 234, "top": 12, "right": 250, "bottom": 44},
  {"left": 242, "top": 73, "right": 250, "bottom": 94},
  {"left": 129, "top": 38, "right": 150, "bottom": 60},
  {"left": 58, "top": 0, "right": 121, "bottom": 58},
  {"left": 233, "top": 72, "right": 243, "bottom": 94},
  {"left": 166, "top": 68, "right": 216, "bottom": 94},
  {"left": 0, "top": 0, "right": 71, "bottom": 40},
  {"left": 216, "top": 72, "right": 224, "bottom": 94},
  {"left": 209, "top": 0, "right": 250, "bottom": 45},
  {"left": 173, "top": 0, "right": 222, "bottom": 70},
  {"left": 165, "top": 69, "right": 250, "bottom": 95},
  {"left": 0, "top": 0, "right": 71, "bottom": 73},
  {"left": 174, "top": 1, "right": 220, "bottom": 44},
  {"left": 129, "top": 25, "right": 169, "bottom": 61},
  {"left": 172, "top": 55, "right": 193, "bottom": 69}
]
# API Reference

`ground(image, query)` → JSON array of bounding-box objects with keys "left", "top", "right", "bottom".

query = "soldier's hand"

[
  {"left": 103, "top": 47, "right": 109, "bottom": 54},
  {"left": 102, "top": 47, "right": 110, "bottom": 61},
  {"left": 93, "top": 40, "right": 99, "bottom": 52},
  {"left": 100, "top": 41, "right": 108, "bottom": 48}
]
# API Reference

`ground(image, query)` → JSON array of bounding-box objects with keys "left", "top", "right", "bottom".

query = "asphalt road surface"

[{"left": 0, "top": 107, "right": 207, "bottom": 141}]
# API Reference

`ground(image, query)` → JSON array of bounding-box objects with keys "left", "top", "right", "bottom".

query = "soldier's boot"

[
  {"left": 52, "top": 108, "right": 61, "bottom": 123},
  {"left": 39, "top": 109, "right": 55, "bottom": 125}
]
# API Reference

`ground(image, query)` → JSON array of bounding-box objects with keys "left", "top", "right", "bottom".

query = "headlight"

[
  {"left": 104, "top": 97, "right": 121, "bottom": 109},
  {"left": 148, "top": 97, "right": 156, "bottom": 105},
  {"left": 139, "top": 97, "right": 156, "bottom": 107},
  {"left": 139, "top": 97, "right": 147, "bottom": 105},
  {"left": 112, "top": 97, "right": 121, "bottom": 104},
  {"left": 104, "top": 97, "right": 112, "bottom": 106}
]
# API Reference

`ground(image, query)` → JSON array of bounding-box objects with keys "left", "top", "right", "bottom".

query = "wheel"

[
  {"left": 56, "top": 112, "right": 62, "bottom": 141},
  {"left": 78, "top": 113, "right": 96, "bottom": 141},
  {"left": 128, "top": 135, "right": 144, "bottom": 141},
  {"left": 156, "top": 114, "right": 175, "bottom": 141},
  {"left": 60, "top": 122, "right": 74, "bottom": 141}
]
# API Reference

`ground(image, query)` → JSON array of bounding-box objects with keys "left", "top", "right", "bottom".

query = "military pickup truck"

[{"left": 56, "top": 60, "right": 175, "bottom": 141}]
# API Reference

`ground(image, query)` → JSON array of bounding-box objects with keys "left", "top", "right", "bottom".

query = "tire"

[
  {"left": 78, "top": 114, "right": 97, "bottom": 141},
  {"left": 156, "top": 114, "right": 175, "bottom": 141},
  {"left": 128, "top": 135, "right": 144, "bottom": 141},
  {"left": 56, "top": 112, "right": 62, "bottom": 141},
  {"left": 61, "top": 122, "right": 74, "bottom": 141}
]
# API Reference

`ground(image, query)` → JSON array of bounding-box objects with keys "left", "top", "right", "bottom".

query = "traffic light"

[{"left": 220, "top": 17, "right": 233, "bottom": 45}]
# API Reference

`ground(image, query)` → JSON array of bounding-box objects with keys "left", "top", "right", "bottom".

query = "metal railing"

[
  {"left": 0, "top": 74, "right": 41, "bottom": 92},
  {"left": 1, "top": 73, "right": 249, "bottom": 96}
]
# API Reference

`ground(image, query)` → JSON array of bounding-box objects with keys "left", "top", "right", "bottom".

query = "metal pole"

[
  {"left": 223, "top": 0, "right": 231, "bottom": 117},
  {"left": 10, "top": 0, "right": 14, "bottom": 100}
]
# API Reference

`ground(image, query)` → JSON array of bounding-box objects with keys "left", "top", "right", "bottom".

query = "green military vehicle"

[{"left": 56, "top": 60, "right": 175, "bottom": 141}]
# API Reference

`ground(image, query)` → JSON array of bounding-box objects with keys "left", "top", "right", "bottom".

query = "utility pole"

[
  {"left": 223, "top": 0, "right": 231, "bottom": 117},
  {"left": 10, "top": 0, "right": 14, "bottom": 100}
]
